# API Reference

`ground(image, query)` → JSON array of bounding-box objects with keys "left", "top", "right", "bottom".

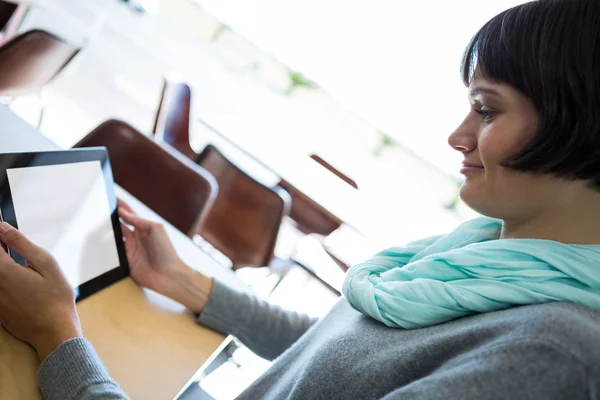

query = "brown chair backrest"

[
  {"left": 152, "top": 78, "right": 196, "bottom": 159},
  {"left": 195, "top": 144, "right": 291, "bottom": 269},
  {"left": 0, "top": 29, "right": 80, "bottom": 97},
  {"left": 310, "top": 154, "right": 359, "bottom": 189},
  {"left": 278, "top": 179, "right": 342, "bottom": 236},
  {"left": 281, "top": 155, "right": 356, "bottom": 236},
  {"left": 0, "top": 1, "right": 18, "bottom": 32},
  {"left": 74, "top": 120, "right": 218, "bottom": 237}
]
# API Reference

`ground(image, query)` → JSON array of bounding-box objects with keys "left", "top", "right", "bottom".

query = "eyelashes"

[{"left": 473, "top": 108, "right": 496, "bottom": 121}]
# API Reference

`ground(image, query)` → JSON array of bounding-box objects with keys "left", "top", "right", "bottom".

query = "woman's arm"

[
  {"left": 196, "top": 279, "right": 317, "bottom": 361},
  {"left": 147, "top": 260, "right": 318, "bottom": 360},
  {"left": 118, "top": 200, "right": 318, "bottom": 360},
  {"left": 39, "top": 338, "right": 128, "bottom": 400}
]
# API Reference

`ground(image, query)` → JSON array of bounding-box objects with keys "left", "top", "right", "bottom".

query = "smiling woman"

[
  {"left": 448, "top": 80, "right": 542, "bottom": 223},
  {"left": 2, "top": 1, "right": 600, "bottom": 399},
  {"left": 447, "top": 0, "right": 600, "bottom": 243},
  {"left": 461, "top": 0, "right": 600, "bottom": 179}
]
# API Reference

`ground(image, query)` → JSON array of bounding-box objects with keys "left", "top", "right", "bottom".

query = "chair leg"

[
  {"left": 266, "top": 271, "right": 286, "bottom": 295},
  {"left": 292, "top": 258, "right": 341, "bottom": 296},
  {"left": 37, "top": 106, "right": 46, "bottom": 130},
  {"left": 323, "top": 247, "right": 351, "bottom": 272},
  {"left": 36, "top": 92, "right": 46, "bottom": 130},
  {"left": 197, "top": 337, "right": 240, "bottom": 380},
  {"left": 265, "top": 257, "right": 298, "bottom": 295}
]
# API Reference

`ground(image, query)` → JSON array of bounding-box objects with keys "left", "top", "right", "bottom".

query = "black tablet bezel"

[{"left": 0, "top": 148, "right": 129, "bottom": 301}]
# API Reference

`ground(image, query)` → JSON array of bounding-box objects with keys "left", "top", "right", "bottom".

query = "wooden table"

[{"left": 0, "top": 105, "right": 248, "bottom": 400}]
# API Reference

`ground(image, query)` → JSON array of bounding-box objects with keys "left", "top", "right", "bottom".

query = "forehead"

[
  {"left": 468, "top": 76, "right": 530, "bottom": 106},
  {"left": 468, "top": 76, "right": 504, "bottom": 97}
]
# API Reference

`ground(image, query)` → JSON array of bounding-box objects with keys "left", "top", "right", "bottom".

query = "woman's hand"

[
  {"left": 118, "top": 199, "right": 213, "bottom": 312},
  {"left": 118, "top": 199, "right": 183, "bottom": 294},
  {"left": 0, "top": 222, "right": 82, "bottom": 361}
]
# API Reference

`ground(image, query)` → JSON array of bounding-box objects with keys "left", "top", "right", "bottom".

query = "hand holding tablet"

[
  {"left": 0, "top": 148, "right": 212, "bottom": 360},
  {"left": 118, "top": 199, "right": 213, "bottom": 313},
  {"left": 0, "top": 222, "right": 82, "bottom": 361}
]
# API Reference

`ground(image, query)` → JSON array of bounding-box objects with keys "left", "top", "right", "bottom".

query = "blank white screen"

[{"left": 7, "top": 161, "right": 120, "bottom": 287}]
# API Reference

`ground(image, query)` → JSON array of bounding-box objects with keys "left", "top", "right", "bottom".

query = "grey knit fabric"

[{"left": 38, "top": 279, "right": 600, "bottom": 399}]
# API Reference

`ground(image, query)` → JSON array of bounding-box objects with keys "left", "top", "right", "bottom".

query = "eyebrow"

[{"left": 469, "top": 87, "right": 502, "bottom": 98}]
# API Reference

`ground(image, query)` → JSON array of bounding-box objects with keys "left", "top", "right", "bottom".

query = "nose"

[{"left": 448, "top": 114, "right": 477, "bottom": 153}]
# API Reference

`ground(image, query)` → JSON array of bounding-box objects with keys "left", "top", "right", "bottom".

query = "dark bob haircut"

[{"left": 461, "top": 0, "right": 600, "bottom": 187}]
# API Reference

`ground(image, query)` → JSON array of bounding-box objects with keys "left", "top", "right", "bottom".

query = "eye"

[{"left": 473, "top": 107, "right": 496, "bottom": 121}]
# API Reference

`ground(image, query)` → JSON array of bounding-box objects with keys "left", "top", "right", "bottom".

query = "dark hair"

[{"left": 461, "top": 0, "right": 600, "bottom": 187}]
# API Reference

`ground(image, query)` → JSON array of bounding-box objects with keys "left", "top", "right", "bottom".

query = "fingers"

[
  {"left": 118, "top": 207, "right": 154, "bottom": 231},
  {"left": 0, "top": 234, "right": 21, "bottom": 280},
  {"left": 117, "top": 198, "right": 134, "bottom": 214},
  {"left": 0, "top": 222, "right": 54, "bottom": 277},
  {"left": 0, "top": 237, "right": 8, "bottom": 254},
  {"left": 120, "top": 222, "right": 133, "bottom": 241},
  {"left": 0, "top": 237, "right": 13, "bottom": 263},
  {"left": 0, "top": 244, "right": 38, "bottom": 285}
]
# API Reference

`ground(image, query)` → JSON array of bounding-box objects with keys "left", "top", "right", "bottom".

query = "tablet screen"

[
  {"left": 0, "top": 149, "right": 129, "bottom": 301},
  {"left": 7, "top": 161, "right": 120, "bottom": 288}
]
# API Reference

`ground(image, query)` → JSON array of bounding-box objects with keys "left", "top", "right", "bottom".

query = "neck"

[{"left": 501, "top": 185, "right": 600, "bottom": 245}]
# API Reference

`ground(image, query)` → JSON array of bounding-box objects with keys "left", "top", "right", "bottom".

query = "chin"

[{"left": 458, "top": 184, "right": 496, "bottom": 218}]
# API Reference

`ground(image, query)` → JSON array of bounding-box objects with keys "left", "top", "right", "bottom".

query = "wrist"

[
  {"left": 165, "top": 264, "right": 213, "bottom": 313},
  {"left": 34, "top": 323, "right": 82, "bottom": 362}
]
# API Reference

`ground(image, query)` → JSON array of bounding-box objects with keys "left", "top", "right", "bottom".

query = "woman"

[{"left": 1, "top": 0, "right": 599, "bottom": 398}]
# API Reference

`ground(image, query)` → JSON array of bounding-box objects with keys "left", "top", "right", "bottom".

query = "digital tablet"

[{"left": 0, "top": 148, "right": 129, "bottom": 301}]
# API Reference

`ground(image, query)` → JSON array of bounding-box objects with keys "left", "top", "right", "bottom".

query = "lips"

[
  {"left": 462, "top": 162, "right": 484, "bottom": 168},
  {"left": 460, "top": 162, "right": 484, "bottom": 175}
]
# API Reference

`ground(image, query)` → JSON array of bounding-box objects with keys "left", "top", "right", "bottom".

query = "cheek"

[
  {"left": 478, "top": 125, "right": 530, "bottom": 167},
  {"left": 479, "top": 111, "right": 541, "bottom": 165}
]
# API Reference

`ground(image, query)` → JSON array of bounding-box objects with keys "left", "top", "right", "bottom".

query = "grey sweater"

[{"left": 39, "top": 279, "right": 600, "bottom": 400}]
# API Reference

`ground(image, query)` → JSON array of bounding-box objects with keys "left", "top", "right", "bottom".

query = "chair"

[
  {"left": 0, "top": 29, "right": 80, "bottom": 98},
  {"left": 310, "top": 153, "right": 358, "bottom": 189},
  {"left": 152, "top": 78, "right": 196, "bottom": 160},
  {"left": 195, "top": 144, "right": 291, "bottom": 270},
  {"left": 0, "top": 29, "right": 81, "bottom": 128},
  {"left": 278, "top": 180, "right": 343, "bottom": 236},
  {"left": 74, "top": 120, "right": 218, "bottom": 237},
  {"left": 281, "top": 153, "right": 358, "bottom": 237},
  {"left": 279, "top": 154, "right": 360, "bottom": 274},
  {"left": 150, "top": 79, "right": 343, "bottom": 278}
]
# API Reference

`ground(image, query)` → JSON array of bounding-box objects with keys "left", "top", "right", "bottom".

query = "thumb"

[{"left": 0, "top": 222, "right": 55, "bottom": 277}]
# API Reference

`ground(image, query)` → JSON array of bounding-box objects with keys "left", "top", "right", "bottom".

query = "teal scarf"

[{"left": 342, "top": 217, "right": 600, "bottom": 329}]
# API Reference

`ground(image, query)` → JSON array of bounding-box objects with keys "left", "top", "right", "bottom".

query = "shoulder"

[
  {"left": 504, "top": 302, "right": 600, "bottom": 341},
  {"left": 484, "top": 302, "right": 600, "bottom": 374},
  {"left": 424, "top": 337, "right": 591, "bottom": 400}
]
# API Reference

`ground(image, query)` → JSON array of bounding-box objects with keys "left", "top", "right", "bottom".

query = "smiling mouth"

[{"left": 460, "top": 163, "right": 484, "bottom": 175}]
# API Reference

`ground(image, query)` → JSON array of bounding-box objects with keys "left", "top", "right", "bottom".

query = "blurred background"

[{"left": 2, "top": 0, "right": 529, "bottom": 398}]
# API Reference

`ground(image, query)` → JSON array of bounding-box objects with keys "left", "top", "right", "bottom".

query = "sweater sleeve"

[
  {"left": 38, "top": 338, "right": 129, "bottom": 400},
  {"left": 379, "top": 339, "right": 590, "bottom": 400},
  {"left": 195, "top": 279, "right": 318, "bottom": 361}
]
